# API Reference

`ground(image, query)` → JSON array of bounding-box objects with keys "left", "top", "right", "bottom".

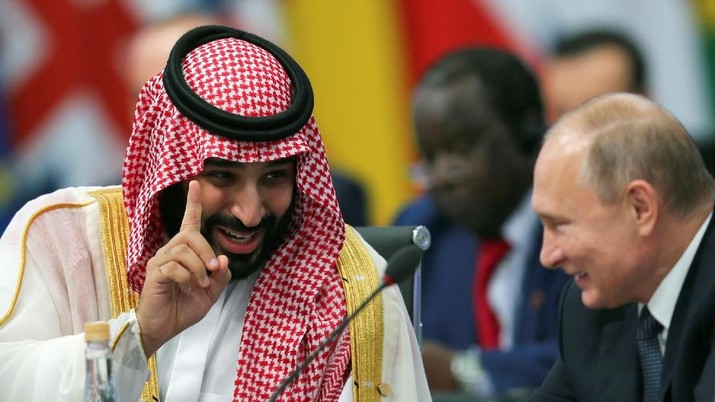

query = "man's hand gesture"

[{"left": 136, "top": 180, "right": 231, "bottom": 357}]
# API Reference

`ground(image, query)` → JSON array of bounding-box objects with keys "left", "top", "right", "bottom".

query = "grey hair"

[{"left": 548, "top": 93, "right": 715, "bottom": 217}]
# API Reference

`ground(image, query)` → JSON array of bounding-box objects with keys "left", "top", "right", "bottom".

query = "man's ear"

[{"left": 625, "top": 179, "right": 658, "bottom": 236}]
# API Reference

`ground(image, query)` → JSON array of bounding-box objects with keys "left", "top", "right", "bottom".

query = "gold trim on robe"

[
  {"left": 91, "top": 189, "right": 387, "bottom": 401},
  {"left": 90, "top": 188, "right": 159, "bottom": 402},
  {"left": 337, "top": 225, "right": 385, "bottom": 401}
]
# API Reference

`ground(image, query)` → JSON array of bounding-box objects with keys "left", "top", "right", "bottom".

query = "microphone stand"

[
  {"left": 267, "top": 281, "right": 390, "bottom": 402},
  {"left": 267, "top": 245, "right": 421, "bottom": 401}
]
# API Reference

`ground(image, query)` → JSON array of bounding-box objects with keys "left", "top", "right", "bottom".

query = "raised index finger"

[{"left": 180, "top": 180, "right": 203, "bottom": 232}]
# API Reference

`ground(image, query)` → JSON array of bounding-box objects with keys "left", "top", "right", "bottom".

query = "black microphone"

[{"left": 267, "top": 245, "right": 422, "bottom": 401}]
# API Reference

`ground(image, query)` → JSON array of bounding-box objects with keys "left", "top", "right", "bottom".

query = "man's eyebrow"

[
  {"left": 267, "top": 158, "right": 296, "bottom": 167},
  {"left": 203, "top": 157, "right": 296, "bottom": 168}
]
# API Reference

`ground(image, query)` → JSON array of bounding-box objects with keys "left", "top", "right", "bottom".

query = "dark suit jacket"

[
  {"left": 394, "top": 195, "right": 570, "bottom": 393},
  {"left": 331, "top": 171, "right": 368, "bottom": 227},
  {"left": 531, "top": 216, "right": 715, "bottom": 402}
]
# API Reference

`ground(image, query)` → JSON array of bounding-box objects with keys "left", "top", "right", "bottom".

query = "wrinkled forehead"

[{"left": 533, "top": 131, "right": 590, "bottom": 203}]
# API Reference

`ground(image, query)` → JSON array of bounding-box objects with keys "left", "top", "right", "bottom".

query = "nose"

[
  {"left": 539, "top": 229, "right": 564, "bottom": 269},
  {"left": 228, "top": 185, "right": 265, "bottom": 228}
]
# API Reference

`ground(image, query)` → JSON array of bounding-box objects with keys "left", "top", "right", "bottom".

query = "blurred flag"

[
  {"left": 283, "top": 0, "right": 415, "bottom": 225},
  {"left": 0, "top": 91, "right": 15, "bottom": 229},
  {"left": 694, "top": 0, "right": 715, "bottom": 137},
  {"left": 398, "top": 0, "right": 542, "bottom": 90},
  {"left": 0, "top": 0, "right": 236, "bottom": 229},
  {"left": 283, "top": 0, "right": 714, "bottom": 226},
  {"left": 3, "top": 0, "right": 710, "bottom": 231},
  {"left": 1, "top": 0, "right": 139, "bottom": 230},
  {"left": 283, "top": 0, "right": 542, "bottom": 225}
]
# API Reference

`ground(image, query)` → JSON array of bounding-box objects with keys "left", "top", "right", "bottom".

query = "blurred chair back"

[{"left": 353, "top": 225, "right": 431, "bottom": 345}]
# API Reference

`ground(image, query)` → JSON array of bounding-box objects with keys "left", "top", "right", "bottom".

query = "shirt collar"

[
  {"left": 502, "top": 189, "right": 538, "bottom": 250},
  {"left": 644, "top": 212, "right": 713, "bottom": 330}
]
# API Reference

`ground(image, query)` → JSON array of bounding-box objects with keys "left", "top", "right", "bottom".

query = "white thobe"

[{"left": 0, "top": 186, "right": 431, "bottom": 402}]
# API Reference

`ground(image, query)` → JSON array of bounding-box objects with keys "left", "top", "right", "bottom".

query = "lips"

[
  {"left": 428, "top": 169, "right": 472, "bottom": 191},
  {"left": 573, "top": 272, "right": 589, "bottom": 286},
  {"left": 215, "top": 225, "right": 262, "bottom": 255}
]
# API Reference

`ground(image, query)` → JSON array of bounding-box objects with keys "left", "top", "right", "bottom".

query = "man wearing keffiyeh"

[{"left": 0, "top": 26, "right": 430, "bottom": 401}]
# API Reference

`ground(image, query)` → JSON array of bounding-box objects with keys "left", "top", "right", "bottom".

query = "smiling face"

[
  {"left": 532, "top": 133, "right": 655, "bottom": 309},
  {"left": 413, "top": 76, "right": 534, "bottom": 237},
  {"left": 160, "top": 157, "right": 297, "bottom": 280},
  {"left": 198, "top": 157, "right": 296, "bottom": 280}
]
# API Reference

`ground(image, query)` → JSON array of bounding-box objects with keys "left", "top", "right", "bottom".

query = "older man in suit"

[{"left": 530, "top": 93, "right": 715, "bottom": 402}]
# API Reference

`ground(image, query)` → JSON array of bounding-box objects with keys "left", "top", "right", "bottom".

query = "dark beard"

[
  {"left": 201, "top": 210, "right": 293, "bottom": 280},
  {"left": 158, "top": 183, "right": 294, "bottom": 281}
]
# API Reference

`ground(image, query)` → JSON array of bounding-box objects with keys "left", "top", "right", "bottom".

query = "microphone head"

[{"left": 383, "top": 245, "right": 421, "bottom": 285}]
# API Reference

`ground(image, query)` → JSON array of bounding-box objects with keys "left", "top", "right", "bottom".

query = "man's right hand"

[
  {"left": 136, "top": 180, "right": 232, "bottom": 357},
  {"left": 422, "top": 341, "right": 460, "bottom": 391}
]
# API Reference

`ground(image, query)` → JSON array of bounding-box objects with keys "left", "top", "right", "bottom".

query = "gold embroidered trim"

[
  {"left": 90, "top": 188, "right": 135, "bottom": 318},
  {"left": 112, "top": 321, "right": 130, "bottom": 351},
  {"left": 0, "top": 201, "right": 93, "bottom": 326},
  {"left": 90, "top": 188, "right": 160, "bottom": 402},
  {"left": 337, "top": 225, "right": 384, "bottom": 402}
]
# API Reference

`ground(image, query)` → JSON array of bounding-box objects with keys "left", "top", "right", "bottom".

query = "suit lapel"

[{"left": 662, "top": 213, "right": 715, "bottom": 400}]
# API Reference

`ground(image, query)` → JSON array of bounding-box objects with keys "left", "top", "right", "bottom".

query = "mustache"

[
  {"left": 426, "top": 168, "right": 472, "bottom": 191},
  {"left": 410, "top": 162, "right": 472, "bottom": 192},
  {"left": 203, "top": 214, "right": 274, "bottom": 232}
]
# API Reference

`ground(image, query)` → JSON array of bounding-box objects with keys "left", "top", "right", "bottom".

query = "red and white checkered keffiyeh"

[{"left": 121, "top": 33, "right": 350, "bottom": 401}]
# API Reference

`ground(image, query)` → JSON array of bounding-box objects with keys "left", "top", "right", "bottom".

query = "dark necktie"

[
  {"left": 473, "top": 237, "right": 510, "bottom": 349},
  {"left": 637, "top": 307, "right": 663, "bottom": 402}
]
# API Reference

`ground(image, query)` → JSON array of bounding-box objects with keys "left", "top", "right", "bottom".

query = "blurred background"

[{"left": 1, "top": 0, "right": 715, "bottom": 230}]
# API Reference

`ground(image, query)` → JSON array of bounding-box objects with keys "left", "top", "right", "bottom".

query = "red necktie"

[{"left": 473, "top": 237, "right": 511, "bottom": 349}]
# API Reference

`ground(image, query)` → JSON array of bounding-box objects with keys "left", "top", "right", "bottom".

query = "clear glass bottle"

[{"left": 84, "top": 321, "right": 117, "bottom": 402}]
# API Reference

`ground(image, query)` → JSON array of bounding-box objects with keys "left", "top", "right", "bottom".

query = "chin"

[
  {"left": 226, "top": 252, "right": 265, "bottom": 281},
  {"left": 581, "top": 291, "right": 606, "bottom": 310},
  {"left": 581, "top": 291, "right": 623, "bottom": 310}
]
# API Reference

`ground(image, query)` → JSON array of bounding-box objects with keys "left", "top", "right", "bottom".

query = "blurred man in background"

[
  {"left": 542, "top": 28, "right": 646, "bottom": 124},
  {"left": 393, "top": 47, "right": 569, "bottom": 398}
]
